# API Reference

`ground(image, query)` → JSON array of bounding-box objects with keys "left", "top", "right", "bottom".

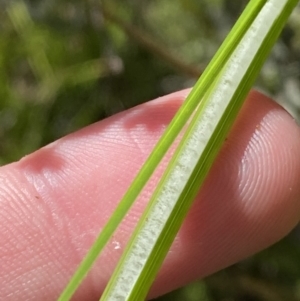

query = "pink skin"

[{"left": 0, "top": 89, "right": 300, "bottom": 300}]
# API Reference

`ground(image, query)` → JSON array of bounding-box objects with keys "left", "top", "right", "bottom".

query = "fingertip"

[{"left": 148, "top": 90, "right": 300, "bottom": 298}]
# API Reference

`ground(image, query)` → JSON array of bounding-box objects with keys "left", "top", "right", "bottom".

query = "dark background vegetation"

[{"left": 1, "top": 0, "right": 300, "bottom": 300}]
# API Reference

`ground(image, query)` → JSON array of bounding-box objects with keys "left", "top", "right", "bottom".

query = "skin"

[{"left": 0, "top": 89, "right": 300, "bottom": 300}]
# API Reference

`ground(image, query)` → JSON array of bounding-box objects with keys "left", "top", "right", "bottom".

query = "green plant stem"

[
  {"left": 58, "top": 1, "right": 270, "bottom": 300},
  {"left": 100, "top": 0, "right": 299, "bottom": 300}
]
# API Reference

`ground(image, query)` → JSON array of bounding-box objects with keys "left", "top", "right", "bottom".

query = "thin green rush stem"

[
  {"left": 99, "top": 0, "right": 299, "bottom": 300},
  {"left": 58, "top": 1, "right": 268, "bottom": 300}
]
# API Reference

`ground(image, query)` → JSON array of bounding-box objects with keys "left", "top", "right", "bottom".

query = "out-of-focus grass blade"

[
  {"left": 100, "top": 0, "right": 299, "bottom": 300},
  {"left": 57, "top": 1, "right": 267, "bottom": 300}
]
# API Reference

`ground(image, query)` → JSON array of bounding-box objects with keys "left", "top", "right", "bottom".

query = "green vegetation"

[{"left": 1, "top": 1, "right": 300, "bottom": 300}]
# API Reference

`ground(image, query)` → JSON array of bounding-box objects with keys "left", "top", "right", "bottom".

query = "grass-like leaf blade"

[{"left": 99, "top": 0, "right": 299, "bottom": 300}]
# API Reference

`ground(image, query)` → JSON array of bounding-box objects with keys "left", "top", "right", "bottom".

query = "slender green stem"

[
  {"left": 99, "top": 1, "right": 299, "bottom": 300},
  {"left": 58, "top": 1, "right": 276, "bottom": 300}
]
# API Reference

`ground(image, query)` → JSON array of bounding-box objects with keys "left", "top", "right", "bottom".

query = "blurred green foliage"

[{"left": 1, "top": 0, "right": 300, "bottom": 300}]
